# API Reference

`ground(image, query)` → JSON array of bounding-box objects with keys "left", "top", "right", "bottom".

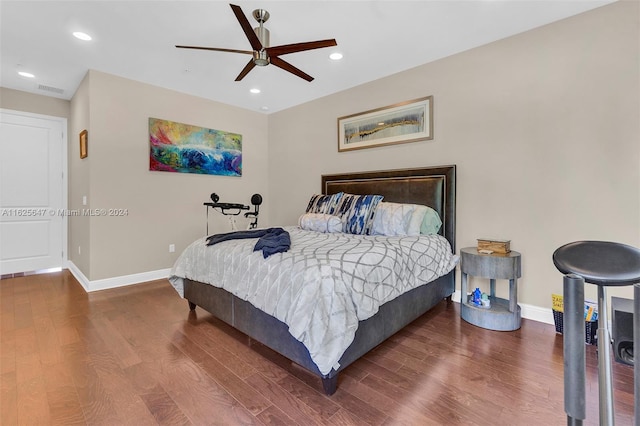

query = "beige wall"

[
  {"left": 0, "top": 87, "right": 70, "bottom": 118},
  {"left": 267, "top": 1, "right": 640, "bottom": 309},
  {"left": 71, "top": 70, "right": 269, "bottom": 280},
  {"left": 68, "top": 73, "right": 91, "bottom": 275}
]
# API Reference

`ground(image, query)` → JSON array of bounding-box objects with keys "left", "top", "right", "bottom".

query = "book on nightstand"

[{"left": 477, "top": 239, "right": 511, "bottom": 254}]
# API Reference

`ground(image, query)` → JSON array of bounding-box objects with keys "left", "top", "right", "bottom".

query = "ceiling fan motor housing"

[
  {"left": 252, "top": 9, "right": 270, "bottom": 66},
  {"left": 253, "top": 28, "right": 270, "bottom": 65}
]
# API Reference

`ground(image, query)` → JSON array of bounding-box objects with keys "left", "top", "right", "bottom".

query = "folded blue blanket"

[{"left": 206, "top": 227, "right": 291, "bottom": 258}]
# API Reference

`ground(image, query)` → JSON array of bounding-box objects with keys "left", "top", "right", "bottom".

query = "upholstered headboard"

[{"left": 321, "top": 165, "right": 456, "bottom": 251}]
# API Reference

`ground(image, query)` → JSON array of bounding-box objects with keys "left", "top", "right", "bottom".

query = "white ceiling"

[{"left": 0, "top": 0, "right": 615, "bottom": 114}]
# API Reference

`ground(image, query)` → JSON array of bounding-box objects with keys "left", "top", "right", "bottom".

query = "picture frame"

[
  {"left": 79, "top": 129, "right": 88, "bottom": 159},
  {"left": 338, "top": 96, "right": 433, "bottom": 152}
]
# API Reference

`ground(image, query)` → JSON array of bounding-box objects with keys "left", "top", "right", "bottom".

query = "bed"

[{"left": 169, "top": 165, "right": 457, "bottom": 395}]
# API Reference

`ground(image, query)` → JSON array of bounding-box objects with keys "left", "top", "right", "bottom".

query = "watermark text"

[{"left": 1, "top": 208, "right": 129, "bottom": 217}]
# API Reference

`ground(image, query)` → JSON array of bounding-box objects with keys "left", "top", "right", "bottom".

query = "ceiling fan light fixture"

[
  {"left": 250, "top": 88, "right": 261, "bottom": 94},
  {"left": 329, "top": 52, "right": 343, "bottom": 61},
  {"left": 253, "top": 50, "right": 270, "bottom": 66}
]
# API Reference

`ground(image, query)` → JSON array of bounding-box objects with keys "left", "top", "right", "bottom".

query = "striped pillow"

[
  {"left": 306, "top": 192, "right": 344, "bottom": 215},
  {"left": 338, "top": 193, "right": 384, "bottom": 235}
]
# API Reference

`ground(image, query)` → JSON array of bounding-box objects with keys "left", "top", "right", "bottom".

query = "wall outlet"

[
  {"left": 78, "top": 246, "right": 81, "bottom": 255},
  {"left": 169, "top": 244, "right": 175, "bottom": 253},
  {"left": 82, "top": 195, "right": 87, "bottom": 206}
]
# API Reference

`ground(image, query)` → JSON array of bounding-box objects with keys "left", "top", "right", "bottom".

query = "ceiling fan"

[{"left": 176, "top": 4, "right": 337, "bottom": 82}]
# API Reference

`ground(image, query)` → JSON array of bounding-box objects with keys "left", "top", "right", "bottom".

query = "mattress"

[{"left": 169, "top": 226, "right": 458, "bottom": 375}]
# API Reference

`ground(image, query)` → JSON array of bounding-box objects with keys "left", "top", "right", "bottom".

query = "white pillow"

[
  {"left": 298, "top": 213, "right": 343, "bottom": 233},
  {"left": 371, "top": 202, "right": 416, "bottom": 236},
  {"left": 407, "top": 205, "right": 428, "bottom": 236}
]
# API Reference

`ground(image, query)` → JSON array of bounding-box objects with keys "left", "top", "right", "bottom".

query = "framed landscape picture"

[{"left": 338, "top": 96, "right": 433, "bottom": 152}]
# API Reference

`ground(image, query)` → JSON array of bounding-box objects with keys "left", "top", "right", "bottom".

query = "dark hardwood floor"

[{"left": 0, "top": 270, "right": 634, "bottom": 425}]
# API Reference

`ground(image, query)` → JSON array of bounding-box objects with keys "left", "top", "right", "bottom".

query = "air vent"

[{"left": 37, "top": 84, "right": 64, "bottom": 95}]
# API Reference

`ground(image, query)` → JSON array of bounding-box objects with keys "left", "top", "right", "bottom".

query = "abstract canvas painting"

[{"left": 149, "top": 118, "right": 242, "bottom": 176}]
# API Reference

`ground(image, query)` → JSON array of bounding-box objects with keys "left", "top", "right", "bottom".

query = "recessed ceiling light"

[
  {"left": 73, "top": 31, "right": 92, "bottom": 41},
  {"left": 18, "top": 71, "right": 35, "bottom": 78},
  {"left": 250, "top": 88, "right": 261, "bottom": 94},
  {"left": 329, "top": 52, "right": 343, "bottom": 61}
]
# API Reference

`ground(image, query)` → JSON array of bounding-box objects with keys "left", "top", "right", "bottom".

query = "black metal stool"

[{"left": 553, "top": 241, "right": 640, "bottom": 425}]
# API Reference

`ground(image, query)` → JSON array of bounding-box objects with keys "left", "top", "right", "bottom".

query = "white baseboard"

[
  {"left": 452, "top": 290, "right": 555, "bottom": 325},
  {"left": 520, "top": 303, "right": 555, "bottom": 325},
  {"left": 67, "top": 261, "right": 90, "bottom": 291},
  {"left": 67, "top": 261, "right": 171, "bottom": 292}
]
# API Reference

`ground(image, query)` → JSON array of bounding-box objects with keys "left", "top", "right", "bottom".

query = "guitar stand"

[{"left": 204, "top": 193, "right": 262, "bottom": 234}]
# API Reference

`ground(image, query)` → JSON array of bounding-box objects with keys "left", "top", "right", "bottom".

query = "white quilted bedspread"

[{"left": 169, "top": 226, "right": 458, "bottom": 375}]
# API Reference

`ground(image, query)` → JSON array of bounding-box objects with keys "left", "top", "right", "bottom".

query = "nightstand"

[{"left": 460, "top": 247, "right": 522, "bottom": 331}]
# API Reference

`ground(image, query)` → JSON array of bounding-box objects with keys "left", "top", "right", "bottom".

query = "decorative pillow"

[
  {"left": 371, "top": 202, "right": 416, "bottom": 236},
  {"left": 337, "top": 193, "right": 384, "bottom": 235},
  {"left": 298, "top": 213, "right": 343, "bottom": 233},
  {"left": 420, "top": 206, "right": 443, "bottom": 234},
  {"left": 305, "top": 192, "right": 343, "bottom": 215},
  {"left": 407, "top": 205, "right": 442, "bottom": 235}
]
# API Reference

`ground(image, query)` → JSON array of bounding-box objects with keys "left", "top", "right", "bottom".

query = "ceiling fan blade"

[
  {"left": 230, "top": 4, "right": 263, "bottom": 52},
  {"left": 176, "top": 45, "right": 253, "bottom": 55},
  {"left": 270, "top": 56, "right": 314, "bottom": 82},
  {"left": 266, "top": 39, "right": 337, "bottom": 57},
  {"left": 235, "top": 59, "right": 256, "bottom": 81}
]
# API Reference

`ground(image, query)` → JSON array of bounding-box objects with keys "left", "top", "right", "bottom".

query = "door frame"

[{"left": 1, "top": 108, "right": 68, "bottom": 272}]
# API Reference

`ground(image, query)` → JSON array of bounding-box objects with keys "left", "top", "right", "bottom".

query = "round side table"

[{"left": 460, "top": 247, "right": 522, "bottom": 331}]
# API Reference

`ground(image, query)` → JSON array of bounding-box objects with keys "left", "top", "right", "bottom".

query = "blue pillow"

[
  {"left": 306, "top": 192, "right": 343, "bottom": 215},
  {"left": 338, "top": 193, "right": 384, "bottom": 235}
]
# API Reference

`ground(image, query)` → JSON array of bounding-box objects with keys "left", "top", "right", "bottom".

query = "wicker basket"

[{"left": 553, "top": 310, "right": 597, "bottom": 345}]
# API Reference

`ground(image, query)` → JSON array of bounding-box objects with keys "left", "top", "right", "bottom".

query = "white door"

[{"left": 0, "top": 110, "right": 66, "bottom": 275}]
